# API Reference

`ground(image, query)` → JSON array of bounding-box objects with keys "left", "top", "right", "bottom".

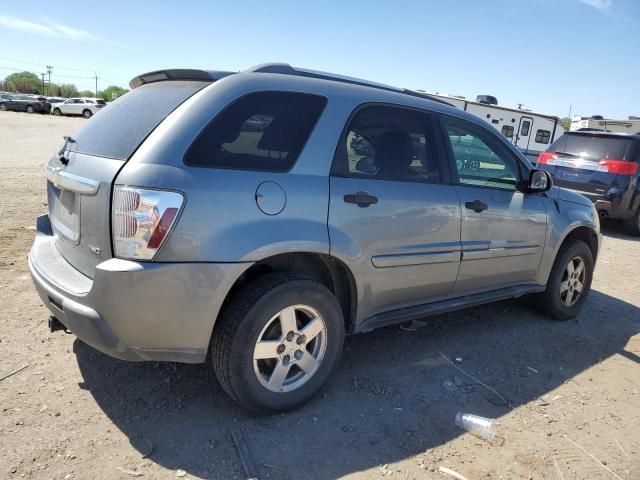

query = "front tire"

[
  {"left": 533, "top": 239, "right": 594, "bottom": 320},
  {"left": 82, "top": 109, "right": 92, "bottom": 118},
  {"left": 211, "top": 273, "right": 345, "bottom": 413},
  {"left": 53, "top": 108, "right": 62, "bottom": 116},
  {"left": 0, "top": 104, "right": 7, "bottom": 111},
  {"left": 26, "top": 105, "right": 34, "bottom": 113}
]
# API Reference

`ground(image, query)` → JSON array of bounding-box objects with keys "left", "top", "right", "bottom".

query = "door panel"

[
  {"left": 328, "top": 104, "right": 461, "bottom": 322},
  {"left": 441, "top": 114, "right": 548, "bottom": 293},
  {"left": 454, "top": 187, "right": 547, "bottom": 292},
  {"left": 330, "top": 177, "right": 461, "bottom": 319}
]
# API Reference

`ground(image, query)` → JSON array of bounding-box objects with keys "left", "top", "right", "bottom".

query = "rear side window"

[
  {"left": 185, "top": 92, "right": 327, "bottom": 172},
  {"left": 69, "top": 81, "right": 208, "bottom": 160},
  {"left": 549, "top": 134, "right": 637, "bottom": 161}
]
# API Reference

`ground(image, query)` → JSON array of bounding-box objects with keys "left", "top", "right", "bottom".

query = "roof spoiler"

[{"left": 129, "top": 69, "right": 234, "bottom": 89}]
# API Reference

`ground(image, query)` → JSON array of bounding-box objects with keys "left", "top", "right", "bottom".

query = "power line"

[{"left": 0, "top": 56, "right": 129, "bottom": 82}]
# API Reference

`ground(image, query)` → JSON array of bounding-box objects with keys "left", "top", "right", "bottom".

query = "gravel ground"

[{"left": 0, "top": 111, "right": 639, "bottom": 480}]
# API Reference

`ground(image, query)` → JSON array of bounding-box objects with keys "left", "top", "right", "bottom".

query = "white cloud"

[
  {"left": 0, "top": 15, "right": 110, "bottom": 43},
  {"left": 578, "top": 0, "right": 613, "bottom": 11}
]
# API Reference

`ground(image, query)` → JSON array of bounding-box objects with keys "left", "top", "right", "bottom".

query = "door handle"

[
  {"left": 344, "top": 191, "right": 378, "bottom": 208},
  {"left": 465, "top": 199, "right": 488, "bottom": 213}
]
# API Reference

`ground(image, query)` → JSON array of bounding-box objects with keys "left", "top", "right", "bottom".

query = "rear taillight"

[
  {"left": 112, "top": 186, "right": 184, "bottom": 260},
  {"left": 537, "top": 151, "right": 557, "bottom": 166},
  {"left": 598, "top": 159, "right": 639, "bottom": 175}
]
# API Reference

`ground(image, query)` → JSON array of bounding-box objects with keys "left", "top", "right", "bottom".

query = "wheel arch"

[{"left": 214, "top": 252, "right": 358, "bottom": 336}]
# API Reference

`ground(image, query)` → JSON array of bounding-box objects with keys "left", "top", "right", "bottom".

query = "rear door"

[
  {"left": 46, "top": 80, "right": 211, "bottom": 278},
  {"left": 329, "top": 105, "right": 461, "bottom": 320},
  {"left": 441, "top": 114, "right": 547, "bottom": 293}
]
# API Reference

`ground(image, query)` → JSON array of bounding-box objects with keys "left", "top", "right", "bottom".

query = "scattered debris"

[
  {"left": 526, "top": 366, "right": 539, "bottom": 374},
  {"left": 443, "top": 381, "right": 457, "bottom": 392},
  {"left": 614, "top": 438, "right": 630, "bottom": 461},
  {"left": 439, "top": 353, "right": 512, "bottom": 407},
  {"left": 562, "top": 434, "right": 624, "bottom": 480},
  {"left": 455, "top": 412, "right": 496, "bottom": 442},
  {"left": 552, "top": 455, "right": 565, "bottom": 480},
  {"left": 0, "top": 363, "right": 28, "bottom": 382},
  {"left": 438, "top": 466, "right": 469, "bottom": 480},
  {"left": 116, "top": 466, "right": 144, "bottom": 477},
  {"left": 175, "top": 469, "right": 187, "bottom": 477},
  {"left": 400, "top": 320, "right": 426, "bottom": 331},
  {"left": 230, "top": 428, "right": 257, "bottom": 480}
]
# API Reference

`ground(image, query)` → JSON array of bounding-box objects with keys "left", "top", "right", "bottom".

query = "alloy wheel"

[
  {"left": 560, "top": 256, "right": 586, "bottom": 307},
  {"left": 252, "top": 304, "right": 327, "bottom": 393}
]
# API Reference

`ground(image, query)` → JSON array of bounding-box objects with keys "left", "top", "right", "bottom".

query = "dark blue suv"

[{"left": 538, "top": 131, "right": 640, "bottom": 235}]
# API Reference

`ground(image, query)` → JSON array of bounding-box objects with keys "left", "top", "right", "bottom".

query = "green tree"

[
  {"left": 99, "top": 85, "right": 129, "bottom": 101},
  {"left": 78, "top": 90, "right": 94, "bottom": 97},
  {"left": 560, "top": 117, "right": 571, "bottom": 131},
  {"left": 4, "top": 71, "right": 42, "bottom": 94},
  {"left": 57, "top": 83, "right": 79, "bottom": 98}
]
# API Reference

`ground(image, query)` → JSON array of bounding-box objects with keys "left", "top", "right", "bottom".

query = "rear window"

[
  {"left": 185, "top": 91, "right": 327, "bottom": 172},
  {"left": 69, "top": 81, "right": 208, "bottom": 160},
  {"left": 549, "top": 134, "right": 637, "bottom": 161}
]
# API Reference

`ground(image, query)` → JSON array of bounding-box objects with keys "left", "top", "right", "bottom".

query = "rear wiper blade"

[{"left": 57, "top": 136, "right": 76, "bottom": 156}]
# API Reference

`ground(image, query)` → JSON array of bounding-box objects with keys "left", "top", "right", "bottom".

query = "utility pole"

[
  {"left": 41, "top": 73, "right": 45, "bottom": 96},
  {"left": 94, "top": 72, "right": 98, "bottom": 98},
  {"left": 46, "top": 65, "right": 52, "bottom": 95}
]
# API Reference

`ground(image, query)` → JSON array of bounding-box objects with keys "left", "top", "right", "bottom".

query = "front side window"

[
  {"left": 185, "top": 92, "right": 326, "bottom": 172},
  {"left": 535, "top": 129, "right": 551, "bottom": 144},
  {"left": 501, "top": 125, "right": 514, "bottom": 139},
  {"left": 444, "top": 116, "right": 521, "bottom": 191},
  {"left": 334, "top": 105, "right": 440, "bottom": 183}
]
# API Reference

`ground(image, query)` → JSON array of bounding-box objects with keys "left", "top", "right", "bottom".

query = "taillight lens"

[
  {"left": 112, "top": 186, "right": 184, "bottom": 260},
  {"left": 598, "top": 159, "right": 639, "bottom": 175},
  {"left": 537, "top": 151, "right": 558, "bottom": 165}
]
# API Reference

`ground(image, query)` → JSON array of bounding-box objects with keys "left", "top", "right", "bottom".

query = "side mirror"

[{"left": 528, "top": 169, "right": 552, "bottom": 193}]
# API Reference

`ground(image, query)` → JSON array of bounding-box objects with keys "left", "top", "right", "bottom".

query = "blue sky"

[{"left": 0, "top": 0, "right": 638, "bottom": 118}]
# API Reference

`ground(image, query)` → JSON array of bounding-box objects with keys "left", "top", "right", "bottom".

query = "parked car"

[
  {"left": 46, "top": 96, "right": 67, "bottom": 104},
  {"left": 29, "top": 64, "right": 601, "bottom": 413},
  {"left": 0, "top": 94, "right": 51, "bottom": 114},
  {"left": 537, "top": 131, "right": 640, "bottom": 235},
  {"left": 50, "top": 97, "right": 106, "bottom": 118}
]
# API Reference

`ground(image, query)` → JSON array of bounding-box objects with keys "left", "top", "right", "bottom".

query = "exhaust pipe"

[{"left": 48, "top": 316, "right": 66, "bottom": 333}]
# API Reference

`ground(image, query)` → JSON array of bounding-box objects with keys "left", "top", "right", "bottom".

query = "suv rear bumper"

[{"left": 28, "top": 214, "right": 250, "bottom": 363}]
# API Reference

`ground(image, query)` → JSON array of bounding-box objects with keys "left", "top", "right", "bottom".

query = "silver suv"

[{"left": 29, "top": 64, "right": 601, "bottom": 412}]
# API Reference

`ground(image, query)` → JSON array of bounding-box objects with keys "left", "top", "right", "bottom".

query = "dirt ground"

[{"left": 0, "top": 111, "right": 638, "bottom": 480}]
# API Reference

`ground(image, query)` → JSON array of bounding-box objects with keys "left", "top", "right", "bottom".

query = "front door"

[
  {"left": 441, "top": 115, "right": 547, "bottom": 293},
  {"left": 328, "top": 105, "right": 462, "bottom": 322}
]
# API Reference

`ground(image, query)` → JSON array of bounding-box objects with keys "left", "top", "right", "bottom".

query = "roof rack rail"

[{"left": 244, "top": 63, "right": 453, "bottom": 107}]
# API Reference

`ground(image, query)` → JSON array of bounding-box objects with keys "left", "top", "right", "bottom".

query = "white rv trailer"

[
  {"left": 422, "top": 92, "right": 562, "bottom": 162},
  {"left": 570, "top": 115, "right": 640, "bottom": 134}
]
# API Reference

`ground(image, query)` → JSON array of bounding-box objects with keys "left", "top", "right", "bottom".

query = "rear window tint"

[
  {"left": 69, "top": 81, "right": 208, "bottom": 160},
  {"left": 185, "top": 91, "right": 327, "bottom": 172},
  {"left": 550, "top": 134, "right": 636, "bottom": 161}
]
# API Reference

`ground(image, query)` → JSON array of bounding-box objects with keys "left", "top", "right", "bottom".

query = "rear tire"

[
  {"left": 0, "top": 103, "right": 7, "bottom": 111},
  {"left": 211, "top": 273, "right": 345, "bottom": 413},
  {"left": 26, "top": 105, "right": 34, "bottom": 113},
  {"left": 53, "top": 108, "right": 62, "bottom": 116},
  {"left": 82, "top": 109, "right": 92, "bottom": 118},
  {"left": 532, "top": 239, "right": 593, "bottom": 320}
]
